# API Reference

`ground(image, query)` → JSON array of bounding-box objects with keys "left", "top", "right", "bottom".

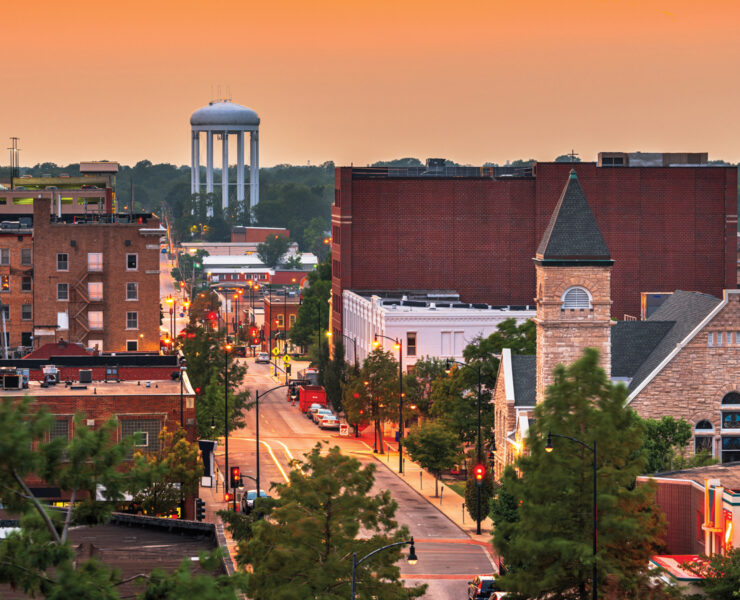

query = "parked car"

[
  {"left": 307, "top": 405, "right": 325, "bottom": 420},
  {"left": 319, "top": 416, "right": 340, "bottom": 430},
  {"left": 241, "top": 489, "right": 268, "bottom": 513},
  {"left": 468, "top": 576, "right": 498, "bottom": 599},
  {"left": 312, "top": 408, "right": 334, "bottom": 424},
  {"left": 233, "top": 345, "right": 247, "bottom": 357},
  {"left": 255, "top": 352, "right": 270, "bottom": 364}
]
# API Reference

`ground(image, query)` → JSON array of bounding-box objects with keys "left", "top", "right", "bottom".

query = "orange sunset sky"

[{"left": 2, "top": 0, "right": 739, "bottom": 168}]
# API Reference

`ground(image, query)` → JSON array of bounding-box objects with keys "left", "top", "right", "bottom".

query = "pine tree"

[{"left": 493, "top": 348, "right": 670, "bottom": 599}]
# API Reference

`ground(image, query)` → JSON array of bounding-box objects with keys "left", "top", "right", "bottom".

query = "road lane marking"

[{"left": 241, "top": 438, "right": 290, "bottom": 483}]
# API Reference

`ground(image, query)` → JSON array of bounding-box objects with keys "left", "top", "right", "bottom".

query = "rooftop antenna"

[
  {"left": 226, "top": 85, "right": 231, "bottom": 101},
  {"left": 217, "top": 84, "right": 222, "bottom": 101}
]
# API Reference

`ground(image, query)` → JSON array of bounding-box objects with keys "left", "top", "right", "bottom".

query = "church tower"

[{"left": 534, "top": 169, "right": 613, "bottom": 403}]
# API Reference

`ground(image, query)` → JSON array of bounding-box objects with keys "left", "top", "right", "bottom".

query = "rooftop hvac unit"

[
  {"left": 79, "top": 369, "right": 93, "bottom": 384},
  {"left": 42, "top": 365, "right": 59, "bottom": 384},
  {"left": 2, "top": 374, "right": 21, "bottom": 390}
]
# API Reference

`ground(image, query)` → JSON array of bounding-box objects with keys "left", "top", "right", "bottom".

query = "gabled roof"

[
  {"left": 511, "top": 354, "right": 536, "bottom": 407},
  {"left": 536, "top": 170, "right": 611, "bottom": 262},
  {"left": 627, "top": 290, "right": 721, "bottom": 393},
  {"left": 24, "top": 342, "right": 93, "bottom": 359},
  {"left": 611, "top": 321, "right": 674, "bottom": 378}
]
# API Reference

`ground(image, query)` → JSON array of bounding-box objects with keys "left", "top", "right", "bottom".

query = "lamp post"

[
  {"left": 253, "top": 383, "right": 293, "bottom": 494},
  {"left": 351, "top": 537, "right": 417, "bottom": 600},
  {"left": 179, "top": 359, "right": 187, "bottom": 518},
  {"left": 372, "top": 334, "right": 403, "bottom": 474},
  {"left": 224, "top": 342, "right": 234, "bottom": 510},
  {"left": 327, "top": 330, "right": 359, "bottom": 371},
  {"left": 445, "top": 358, "right": 484, "bottom": 534},
  {"left": 545, "top": 432, "right": 598, "bottom": 600}
]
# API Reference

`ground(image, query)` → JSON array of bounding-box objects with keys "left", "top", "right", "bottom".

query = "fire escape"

[{"left": 71, "top": 270, "right": 89, "bottom": 344}]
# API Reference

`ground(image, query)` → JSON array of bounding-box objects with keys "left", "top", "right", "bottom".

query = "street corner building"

[{"left": 493, "top": 168, "right": 740, "bottom": 479}]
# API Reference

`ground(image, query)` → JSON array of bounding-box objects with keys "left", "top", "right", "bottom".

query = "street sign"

[
  {"left": 283, "top": 355, "right": 291, "bottom": 364},
  {"left": 339, "top": 424, "right": 349, "bottom": 437},
  {"left": 271, "top": 347, "right": 280, "bottom": 357}
]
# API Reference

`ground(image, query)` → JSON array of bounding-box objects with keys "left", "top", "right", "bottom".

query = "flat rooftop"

[
  {"left": 351, "top": 290, "right": 535, "bottom": 314},
  {"left": 649, "top": 463, "right": 740, "bottom": 493},
  {"left": 2, "top": 379, "right": 183, "bottom": 397}
]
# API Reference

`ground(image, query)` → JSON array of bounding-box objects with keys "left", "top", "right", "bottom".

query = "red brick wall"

[
  {"left": 332, "top": 163, "right": 736, "bottom": 333},
  {"left": 0, "top": 230, "right": 33, "bottom": 349},
  {"left": 32, "top": 198, "right": 161, "bottom": 352}
]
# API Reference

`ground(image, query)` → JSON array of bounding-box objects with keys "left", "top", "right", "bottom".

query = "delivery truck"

[{"left": 298, "top": 385, "right": 328, "bottom": 413}]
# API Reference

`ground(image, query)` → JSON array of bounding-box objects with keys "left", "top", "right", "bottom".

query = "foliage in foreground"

[
  {"left": 236, "top": 444, "right": 426, "bottom": 600},
  {"left": 0, "top": 397, "right": 246, "bottom": 599},
  {"left": 684, "top": 549, "right": 740, "bottom": 600},
  {"left": 492, "top": 349, "right": 672, "bottom": 599}
]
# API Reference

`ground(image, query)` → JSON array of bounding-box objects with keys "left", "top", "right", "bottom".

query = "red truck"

[{"left": 298, "top": 385, "right": 328, "bottom": 413}]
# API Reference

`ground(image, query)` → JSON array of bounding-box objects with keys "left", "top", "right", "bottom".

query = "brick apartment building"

[
  {"left": 0, "top": 222, "right": 34, "bottom": 351},
  {"left": 32, "top": 197, "right": 163, "bottom": 352},
  {"left": 264, "top": 291, "right": 300, "bottom": 354},
  {"left": 331, "top": 156, "right": 737, "bottom": 338}
]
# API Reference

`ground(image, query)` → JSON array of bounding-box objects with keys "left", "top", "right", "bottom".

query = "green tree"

[
  {"left": 239, "top": 444, "right": 426, "bottom": 599},
  {"left": 402, "top": 357, "right": 447, "bottom": 418},
  {"left": 403, "top": 421, "right": 460, "bottom": 497},
  {"left": 464, "top": 455, "right": 495, "bottom": 524},
  {"left": 343, "top": 349, "right": 400, "bottom": 453},
  {"left": 257, "top": 234, "right": 291, "bottom": 268},
  {"left": 282, "top": 253, "right": 303, "bottom": 270},
  {"left": 640, "top": 415, "right": 693, "bottom": 473},
  {"left": 684, "top": 548, "right": 740, "bottom": 599},
  {"left": 324, "top": 338, "right": 347, "bottom": 413},
  {"left": 289, "top": 260, "right": 330, "bottom": 351},
  {"left": 130, "top": 427, "right": 201, "bottom": 516},
  {"left": 493, "top": 348, "right": 669, "bottom": 599},
  {"left": 0, "top": 397, "right": 245, "bottom": 599}
]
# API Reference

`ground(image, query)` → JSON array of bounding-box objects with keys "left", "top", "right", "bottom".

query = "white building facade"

[{"left": 342, "top": 290, "right": 535, "bottom": 369}]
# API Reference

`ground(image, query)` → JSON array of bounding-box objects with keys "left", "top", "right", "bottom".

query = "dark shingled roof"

[
  {"left": 511, "top": 354, "right": 536, "bottom": 406},
  {"left": 536, "top": 170, "right": 611, "bottom": 260},
  {"left": 627, "top": 290, "right": 721, "bottom": 392},
  {"left": 611, "top": 321, "right": 674, "bottom": 378}
]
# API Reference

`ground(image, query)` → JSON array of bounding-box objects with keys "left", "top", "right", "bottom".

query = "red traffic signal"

[
  {"left": 473, "top": 464, "right": 486, "bottom": 483},
  {"left": 230, "top": 466, "right": 241, "bottom": 489},
  {"left": 207, "top": 311, "right": 218, "bottom": 321},
  {"left": 250, "top": 327, "right": 258, "bottom": 337},
  {"left": 223, "top": 492, "right": 233, "bottom": 502}
]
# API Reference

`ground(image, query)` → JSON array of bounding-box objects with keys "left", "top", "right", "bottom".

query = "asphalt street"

[{"left": 216, "top": 359, "right": 495, "bottom": 599}]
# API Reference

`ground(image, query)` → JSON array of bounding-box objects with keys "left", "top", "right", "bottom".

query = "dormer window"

[{"left": 561, "top": 286, "right": 592, "bottom": 310}]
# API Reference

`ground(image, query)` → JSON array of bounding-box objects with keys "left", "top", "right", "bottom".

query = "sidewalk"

[
  {"left": 198, "top": 467, "right": 241, "bottom": 572},
  {"left": 353, "top": 426, "right": 494, "bottom": 545}
]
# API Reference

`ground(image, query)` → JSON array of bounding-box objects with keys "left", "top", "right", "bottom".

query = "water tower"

[{"left": 190, "top": 100, "right": 260, "bottom": 211}]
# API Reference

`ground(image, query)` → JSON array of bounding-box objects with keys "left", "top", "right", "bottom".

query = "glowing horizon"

[{"left": 1, "top": 0, "right": 739, "bottom": 168}]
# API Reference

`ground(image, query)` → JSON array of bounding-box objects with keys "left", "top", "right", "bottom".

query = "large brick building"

[
  {"left": 494, "top": 172, "right": 740, "bottom": 478},
  {"left": 31, "top": 197, "right": 163, "bottom": 352},
  {"left": 331, "top": 158, "right": 737, "bottom": 339}
]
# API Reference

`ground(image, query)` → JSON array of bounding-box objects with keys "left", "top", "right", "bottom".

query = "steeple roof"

[{"left": 536, "top": 170, "right": 611, "bottom": 263}]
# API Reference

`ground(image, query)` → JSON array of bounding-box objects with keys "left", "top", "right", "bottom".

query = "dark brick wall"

[
  {"left": 0, "top": 230, "right": 33, "bottom": 348},
  {"left": 332, "top": 163, "right": 737, "bottom": 333}
]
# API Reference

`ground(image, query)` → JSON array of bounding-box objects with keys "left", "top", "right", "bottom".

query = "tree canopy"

[
  {"left": 256, "top": 234, "right": 291, "bottom": 268},
  {"left": 238, "top": 444, "right": 426, "bottom": 599},
  {"left": 492, "top": 348, "right": 670, "bottom": 599}
]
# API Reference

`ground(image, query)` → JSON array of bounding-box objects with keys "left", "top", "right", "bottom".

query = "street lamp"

[
  {"left": 327, "top": 330, "right": 359, "bottom": 370},
  {"left": 445, "top": 358, "right": 485, "bottom": 535},
  {"left": 253, "top": 383, "right": 294, "bottom": 494},
  {"left": 223, "top": 342, "right": 235, "bottom": 511},
  {"left": 372, "top": 334, "right": 403, "bottom": 474},
  {"left": 545, "top": 432, "right": 598, "bottom": 600},
  {"left": 351, "top": 537, "right": 417, "bottom": 600}
]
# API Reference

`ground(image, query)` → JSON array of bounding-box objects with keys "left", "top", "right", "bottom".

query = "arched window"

[
  {"left": 695, "top": 420, "right": 713, "bottom": 431},
  {"left": 561, "top": 287, "right": 592, "bottom": 310},
  {"left": 722, "top": 392, "right": 740, "bottom": 405}
]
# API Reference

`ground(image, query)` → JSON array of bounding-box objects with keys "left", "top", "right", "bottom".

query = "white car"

[
  {"left": 255, "top": 352, "right": 270, "bottom": 364},
  {"left": 319, "top": 416, "right": 340, "bottom": 430},
  {"left": 312, "top": 408, "right": 333, "bottom": 424}
]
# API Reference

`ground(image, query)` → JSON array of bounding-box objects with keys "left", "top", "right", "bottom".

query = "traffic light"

[
  {"left": 250, "top": 327, "right": 258, "bottom": 338},
  {"left": 230, "top": 466, "right": 242, "bottom": 489},
  {"left": 195, "top": 498, "right": 206, "bottom": 521},
  {"left": 207, "top": 311, "right": 218, "bottom": 321},
  {"left": 473, "top": 464, "right": 486, "bottom": 486},
  {"left": 224, "top": 492, "right": 233, "bottom": 502}
]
